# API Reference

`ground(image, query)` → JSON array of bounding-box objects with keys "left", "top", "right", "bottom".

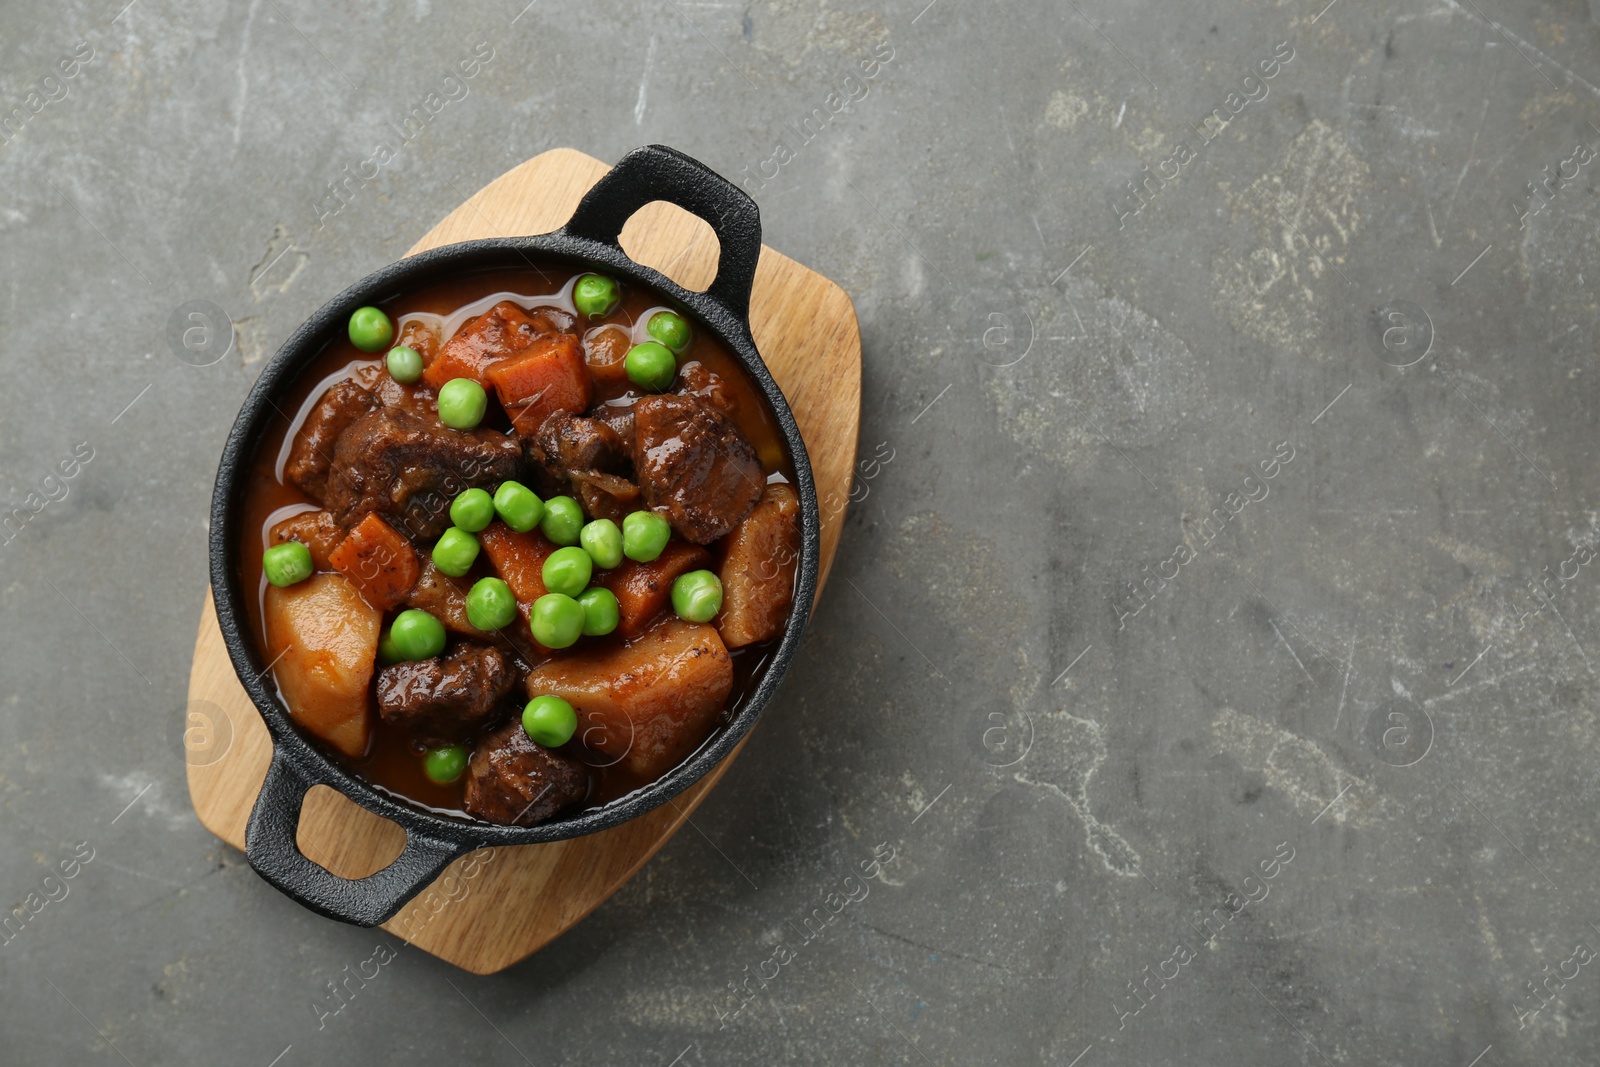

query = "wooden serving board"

[{"left": 186, "top": 148, "right": 861, "bottom": 973}]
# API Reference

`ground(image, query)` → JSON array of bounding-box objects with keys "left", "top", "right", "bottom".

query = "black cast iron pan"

[{"left": 209, "top": 145, "right": 821, "bottom": 926}]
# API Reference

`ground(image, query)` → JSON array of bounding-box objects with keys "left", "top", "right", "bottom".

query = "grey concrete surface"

[{"left": 2, "top": 0, "right": 1598, "bottom": 1063}]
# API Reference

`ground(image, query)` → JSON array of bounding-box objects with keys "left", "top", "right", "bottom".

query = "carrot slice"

[
  {"left": 327, "top": 512, "right": 422, "bottom": 611},
  {"left": 487, "top": 333, "right": 592, "bottom": 435},
  {"left": 478, "top": 521, "right": 559, "bottom": 607},
  {"left": 595, "top": 540, "right": 712, "bottom": 638},
  {"left": 421, "top": 300, "right": 541, "bottom": 390}
]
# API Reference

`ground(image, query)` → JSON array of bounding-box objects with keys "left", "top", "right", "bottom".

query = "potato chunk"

[
  {"left": 264, "top": 573, "right": 381, "bottom": 758},
  {"left": 523, "top": 619, "right": 732, "bottom": 780},
  {"left": 717, "top": 484, "right": 800, "bottom": 648}
]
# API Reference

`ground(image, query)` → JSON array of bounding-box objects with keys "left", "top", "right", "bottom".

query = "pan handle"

[
  {"left": 560, "top": 145, "right": 762, "bottom": 322},
  {"left": 245, "top": 746, "right": 469, "bottom": 927}
]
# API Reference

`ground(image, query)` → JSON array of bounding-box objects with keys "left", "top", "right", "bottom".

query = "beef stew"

[{"left": 240, "top": 267, "right": 800, "bottom": 826}]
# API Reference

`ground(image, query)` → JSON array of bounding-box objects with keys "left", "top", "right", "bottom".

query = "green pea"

[
  {"left": 378, "top": 629, "right": 401, "bottom": 665},
  {"left": 579, "top": 519, "right": 623, "bottom": 569},
  {"left": 542, "top": 546, "right": 592, "bottom": 598},
  {"left": 572, "top": 274, "right": 619, "bottom": 319},
  {"left": 622, "top": 510, "right": 671, "bottom": 563},
  {"left": 423, "top": 745, "right": 469, "bottom": 785},
  {"left": 450, "top": 487, "right": 495, "bottom": 533},
  {"left": 431, "top": 527, "right": 480, "bottom": 578},
  {"left": 263, "top": 541, "right": 314, "bottom": 587},
  {"left": 522, "top": 695, "right": 578, "bottom": 747},
  {"left": 348, "top": 306, "right": 394, "bottom": 352},
  {"left": 465, "top": 577, "right": 516, "bottom": 631},
  {"left": 625, "top": 341, "right": 677, "bottom": 392},
  {"left": 437, "top": 377, "right": 488, "bottom": 430},
  {"left": 493, "top": 480, "right": 544, "bottom": 533},
  {"left": 671, "top": 569, "right": 723, "bottom": 623},
  {"left": 540, "top": 495, "right": 584, "bottom": 546},
  {"left": 530, "top": 593, "right": 584, "bottom": 649},
  {"left": 647, "top": 310, "right": 691, "bottom": 353},
  {"left": 577, "top": 586, "right": 620, "bottom": 636},
  {"left": 390, "top": 609, "right": 446, "bottom": 661},
  {"left": 386, "top": 344, "right": 423, "bottom": 384}
]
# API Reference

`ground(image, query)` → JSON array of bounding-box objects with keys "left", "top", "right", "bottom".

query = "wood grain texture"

[{"left": 184, "top": 148, "right": 860, "bottom": 974}]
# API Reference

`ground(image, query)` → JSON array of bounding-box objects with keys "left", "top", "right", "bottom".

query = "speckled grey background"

[{"left": 2, "top": 0, "right": 1599, "bottom": 1063}]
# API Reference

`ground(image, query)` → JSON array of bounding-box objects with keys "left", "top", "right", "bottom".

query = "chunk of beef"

[
  {"left": 516, "top": 442, "right": 563, "bottom": 498},
  {"left": 522, "top": 411, "right": 638, "bottom": 511},
  {"left": 591, "top": 402, "right": 636, "bottom": 455},
  {"left": 540, "top": 411, "right": 628, "bottom": 474},
  {"left": 463, "top": 720, "right": 589, "bottom": 826},
  {"left": 717, "top": 483, "right": 801, "bottom": 648},
  {"left": 523, "top": 618, "right": 732, "bottom": 780},
  {"left": 375, "top": 643, "right": 516, "bottom": 742},
  {"left": 349, "top": 356, "right": 435, "bottom": 413},
  {"left": 631, "top": 394, "right": 764, "bottom": 544},
  {"left": 525, "top": 411, "right": 628, "bottom": 487},
  {"left": 571, "top": 470, "right": 640, "bottom": 524},
  {"left": 677, "top": 360, "right": 737, "bottom": 417},
  {"left": 285, "top": 381, "right": 381, "bottom": 504},
  {"left": 268, "top": 509, "right": 343, "bottom": 570},
  {"left": 323, "top": 407, "right": 522, "bottom": 541}
]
